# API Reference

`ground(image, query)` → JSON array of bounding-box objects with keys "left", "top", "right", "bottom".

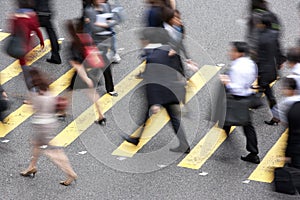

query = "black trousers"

[
  {"left": 223, "top": 122, "right": 259, "bottom": 155},
  {"left": 137, "top": 104, "right": 189, "bottom": 147},
  {"left": 103, "top": 65, "right": 114, "bottom": 93},
  {"left": 38, "top": 15, "right": 60, "bottom": 58},
  {"left": 258, "top": 74, "right": 277, "bottom": 108}
]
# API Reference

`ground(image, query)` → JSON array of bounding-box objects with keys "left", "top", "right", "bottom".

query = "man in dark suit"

[
  {"left": 34, "top": 0, "right": 61, "bottom": 64},
  {"left": 123, "top": 27, "right": 190, "bottom": 153},
  {"left": 256, "top": 13, "right": 283, "bottom": 108}
]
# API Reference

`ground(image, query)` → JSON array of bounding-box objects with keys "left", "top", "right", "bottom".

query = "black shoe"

[
  {"left": 241, "top": 153, "right": 260, "bottom": 164},
  {"left": 264, "top": 118, "right": 279, "bottom": 126},
  {"left": 46, "top": 57, "right": 62, "bottom": 64},
  {"left": 95, "top": 118, "right": 106, "bottom": 126},
  {"left": 123, "top": 136, "right": 140, "bottom": 145},
  {"left": 169, "top": 146, "right": 191, "bottom": 154}
]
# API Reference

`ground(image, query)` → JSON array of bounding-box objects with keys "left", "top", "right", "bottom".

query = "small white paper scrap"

[
  {"left": 78, "top": 151, "right": 87, "bottom": 155},
  {"left": 117, "top": 157, "right": 127, "bottom": 161},
  {"left": 1, "top": 139, "right": 10, "bottom": 143},
  {"left": 242, "top": 180, "right": 251, "bottom": 184},
  {"left": 157, "top": 164, "right": 167, "bottom": 168},
  {"left": 58, "top": 38, "right": 65, "bottom": 41},
  {"left": 199, "top": 172, "right": 208, "bottom": 176},
  {"left": 118, "top": 48, "right": 125, "bottom": 51},
  {"left": 40, "top": 145, "right": 48, "bottom": 149},
  {"left": 216, "top": 63, "right": 225, "bottom": 67}
]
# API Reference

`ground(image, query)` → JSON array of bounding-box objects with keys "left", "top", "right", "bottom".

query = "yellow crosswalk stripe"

[
  {"left": 111, "top": 65, "right": 221, "bottom": 157},
  {"left": 248, "top": 129, "right": 288, "bottom": 183},
  {"left": 0, "top": 39, "right": 59, "bottom": 85},
  {"left": 49, "top": 63, "right": 145, "bottom": 147},
  {"left": 0, "top": 32, "right": 10, "bottom": 41},
  {"left": 0, "top": 68, "right": 75, "bottom": 138},
  {"left": 178, "top": 125, "right": 235, "bottom": 169}
]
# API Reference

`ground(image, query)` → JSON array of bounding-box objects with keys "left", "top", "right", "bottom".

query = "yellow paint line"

[
  {"left": 0, "top": 32, "right": 10, "bottom": 41},
  {"left": 49, "top": 63, "right": 145, "bottom": 147},
  {"left": 248, "top": 129, "right": 288, "bottom": 183},
  {"left": 0, "top": 39, "right": 61, "bottom": 85},
  {"left": 178, "top": 125, "right": 235, "bottom": 169},
  {"left": 112, "top": 65, "right": 221, "bottom": 157},
  {"left": 0, "top": 68, "right": 75, "bottom": 138}
]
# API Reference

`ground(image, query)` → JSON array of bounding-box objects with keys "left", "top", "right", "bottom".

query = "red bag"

[
  {"left": 76, "top": 33, "right": 105, "bottom": 68},
  {"left": 55, "top": 96, "right": 68, "bottom": 112}
]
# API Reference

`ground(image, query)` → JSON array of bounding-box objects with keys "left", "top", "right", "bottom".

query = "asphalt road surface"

[{"left": 0, "top": 0, "right": 300, "bottom": 199}]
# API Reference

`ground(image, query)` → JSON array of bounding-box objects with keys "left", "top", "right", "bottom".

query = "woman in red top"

[{"left": 10, "top": 0, "right": 44, "bottom": 66}]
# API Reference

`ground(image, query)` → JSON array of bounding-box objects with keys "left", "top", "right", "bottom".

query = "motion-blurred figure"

[
  {"left": 124, "top": 28, "right": 190, "bottom": 153},
  {"left": 65, "top": 19, "right": 106, "bottom": 125},
  {"left": 20, "top": 68, "right": 77, "bottom": 186},
  {"left": 34, "top": 0, "right": 62, "bottom": 64},
  {"left": 220, "top": 42, "right": 260, "bottom": 164},
  {"left": 84, "top": 0, "right": 118, "bottom": 96}
]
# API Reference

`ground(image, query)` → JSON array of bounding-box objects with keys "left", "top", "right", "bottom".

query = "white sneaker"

[{"left": 112, "top": 53, "right": 121, "bottom": 64}]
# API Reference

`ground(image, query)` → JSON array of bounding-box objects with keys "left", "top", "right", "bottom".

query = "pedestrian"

[
  {"left": 123, "top": 28, "right": 190, "bottom": 153},
  {"left": 265, "top": 47, "right": 300, "bottom": 125},
  {"left": 65, "top": 19, "right": 106, "bottom": 125},
  {"left": 220, "top": 41, "right": 260, "bottom": 164},
  {"left": 256, "top": 13, "right": 282, "bottom": 108},
  {"left": 84, "top": 0, "right": 118, "bottom": 96},
  {"left": 33, "top": 0, "right": 62, "bottom": 64},
  {"left": 278, "top": 77, "right": 300, "bottom": 168},
  {"left": 8, "top": 0, "right": 44, "bottom": 104},
  {"left": 20, "top": 68, "right": 77, "bottom": 186}
]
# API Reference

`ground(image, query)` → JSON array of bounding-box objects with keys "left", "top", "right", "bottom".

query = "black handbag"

[
  {"left": 5, "top": 33, "right": 26, "bottom": 59},
  {"left": 248, "top": 92, "right": 264, "bottom": 109},
  {"left": 274, "top": 165, "right": 300, "bottom": 195},
  {"left": 224, "top": 95, "right": 251, "bottom": 126}
]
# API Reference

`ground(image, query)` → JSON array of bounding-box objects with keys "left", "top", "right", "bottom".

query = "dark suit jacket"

[
  {"left": 143, "top": 46, "right": 186, "bottom": 106},
  {"left": 286, "top": 102, "right": 300, "bottom": 158},
  {"left": 257, "top": 29, "right": 279, "bottom": 83}
]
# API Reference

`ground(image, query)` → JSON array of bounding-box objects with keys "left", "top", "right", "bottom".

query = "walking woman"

[
  {"left": 20, "top": 68, "right": 77, "bottom": 186},
  {"left": 9, "top": 0, "right": 44, "bottom": 66},
  {"left": 66, "top": 19, "right": 106, "bottom": 125}
]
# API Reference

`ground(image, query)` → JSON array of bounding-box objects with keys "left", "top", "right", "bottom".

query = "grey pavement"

[{"left": 0, "top": 0, "right": 300, "bottom": 199}]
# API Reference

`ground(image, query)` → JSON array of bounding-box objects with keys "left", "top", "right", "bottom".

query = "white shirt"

[{"left": 227, "top": 57, "right": 258, "bottom": 96}]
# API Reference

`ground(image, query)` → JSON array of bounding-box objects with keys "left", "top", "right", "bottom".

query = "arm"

[{"left": 30, "top": 14, "right": 44, "bottom": 48}]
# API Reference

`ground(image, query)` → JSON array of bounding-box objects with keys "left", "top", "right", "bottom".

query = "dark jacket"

[
  {"left": 285, "top": 102, "right": 300, "bottom": 160},
  {"left": 34, "top": 0, "right": 52, "bottom": 14},
  {"left": 143, "top": 45, "right": 186, "bottom": 106},
  {"left": 256, "top": 29, "right": 279, "bottom": 82}
]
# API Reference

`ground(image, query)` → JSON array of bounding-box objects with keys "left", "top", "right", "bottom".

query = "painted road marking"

[
  {"left": 49, "top": 63, "right": 145, "bottom": 147},
  {"left": 248, "top": 129, "right": 288, "bottom": 183},
  {"left": 0, "top": 32, "right": 10, "bottom": 41},
  {"left": 111, "top": 65, "right": 221, "bottom": 157},
  {"left": 178, "top": 125, "right": 235, "bottom": 169}
]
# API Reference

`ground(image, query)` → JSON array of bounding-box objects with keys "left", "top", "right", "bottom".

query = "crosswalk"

[{"left": 0, "top": 31, "right": 288, "bottom": 184}]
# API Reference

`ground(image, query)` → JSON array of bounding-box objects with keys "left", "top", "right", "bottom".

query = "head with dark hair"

[
  {"left": 286, "top": 47, "right": 300, "bottom": 65},
  {"left": 281, "top": 77, "right": 298, "bottom": 96},
  {"left": 140, "top": 27, "right": 170, "bottom": 45},
  {"left": 250, "top": 0, "right": 267, "bottom": 11},
  {"left": 17, "top": 0, "right": 34, "bottom": 8},
  {"left": 259, "top": 12, "right": 273, "bottom": 29},
  {"left": 229, "top": 41, "right": 250, "bottom": 60},
  {"left": 29, "top": 68, "right": 50, "bottom": 92}
]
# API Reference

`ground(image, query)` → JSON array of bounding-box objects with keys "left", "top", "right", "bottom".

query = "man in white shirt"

[{"left": 220, "top": 41, "right": 260, "bottom": 164}]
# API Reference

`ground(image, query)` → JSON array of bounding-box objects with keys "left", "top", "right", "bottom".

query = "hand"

[
  {"left": 186, "top": 59, "right": 199, "bottom": 72},
  {"left": 168, "top": 49, "right": 177, "bottom": 57},
  {"left": 150, "top": 105, "right": 161, "bottom": 114},
  {"left": 95, "top": 22, "right": 109, "bottom": 28},
  {"left": 219, "top": 74, "right": 230, "bottom": 85},
  {"left": 40, "top": 42, "right": 44, "bottom": 49}
]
